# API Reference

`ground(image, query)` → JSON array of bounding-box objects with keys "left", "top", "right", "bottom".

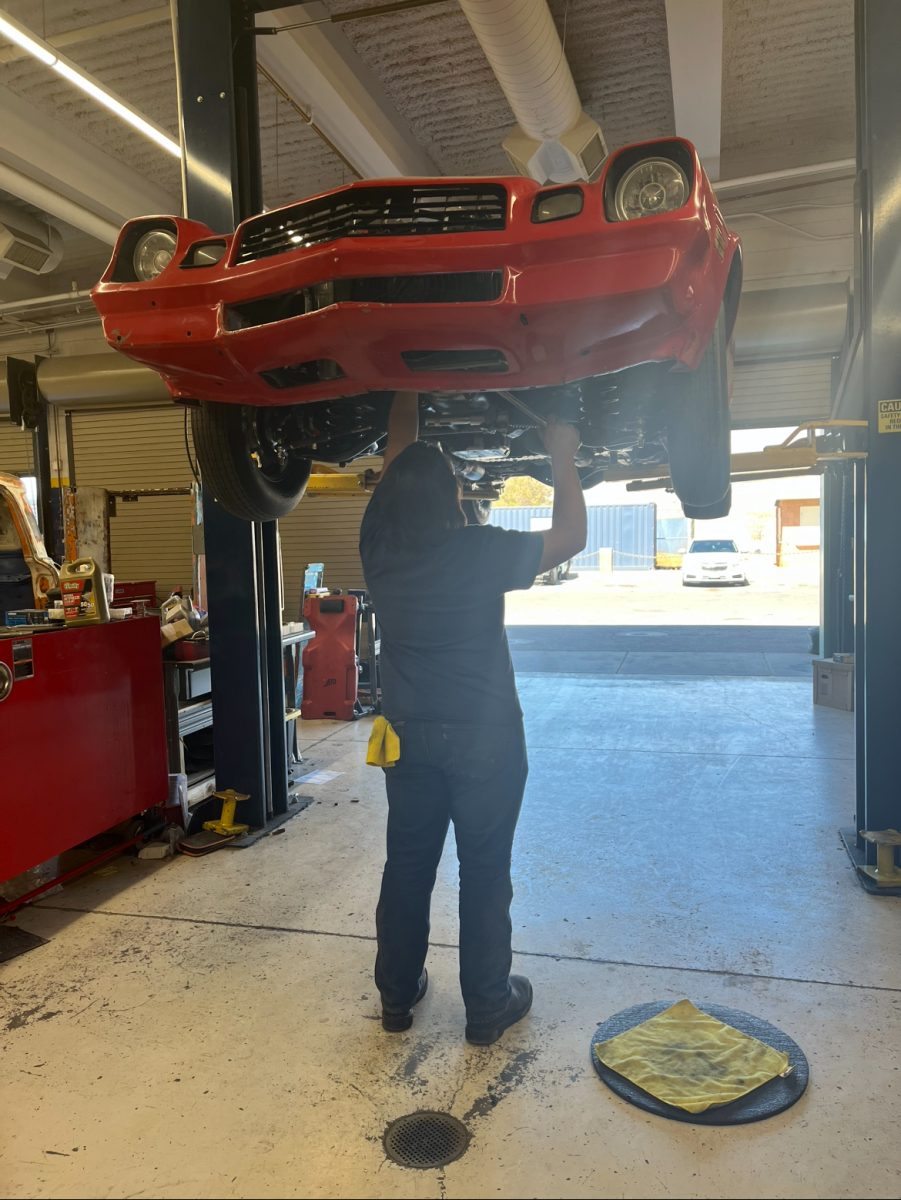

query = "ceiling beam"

[
  {"left": 0, "top": 7, "right": 169, "bottom": 64},
  {"left": 664, "top": 0, "right": 723, "bottom": 180},
  {"left": 0, "top": 162, "right": 120, "bottom": 245},
  {"left": 715, "top": 159, "right": 856, "bottom": 200},
  {"left": 255, "top": 4, "right": 439, "bottom": 179},
  {"left": 0, "top": 82, "right": 179, "bottom": 242}
]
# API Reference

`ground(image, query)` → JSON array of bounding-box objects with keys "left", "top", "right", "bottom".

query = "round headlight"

[
  {"left": 613, "top": 158, "right": 689, "bottom": 221},
  {"left": 132, "top": 229, "right": 177, "bottom": 280}
]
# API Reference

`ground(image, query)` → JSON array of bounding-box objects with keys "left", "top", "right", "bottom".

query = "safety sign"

[{"left": 878, "top": 399, "right": 901, "bottom": 433}]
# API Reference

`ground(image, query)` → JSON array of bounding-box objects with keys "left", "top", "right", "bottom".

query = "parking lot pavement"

[{"left": 505, "top": 558, "right": 820, "bottom": 629}]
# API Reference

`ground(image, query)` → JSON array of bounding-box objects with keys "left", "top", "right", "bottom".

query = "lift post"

[
  {"left": 170, "top": 0, "right": 289, "bottom": 832},
  {"left": 820, "top": 458, "right": 855, "bottom": 659},
  {"left": 847, "top": 0, "right": 901, "bottom": 888}
]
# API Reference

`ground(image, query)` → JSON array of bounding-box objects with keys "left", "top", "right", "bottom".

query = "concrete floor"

[
  {"left": 505, "top": 563, "right": 820, "bottom": 629},
  {"left": 3, "top": 628, "right": 900, "bottom": 1200}
]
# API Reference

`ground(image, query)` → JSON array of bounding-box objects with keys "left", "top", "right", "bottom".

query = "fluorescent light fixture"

[
  {"left": 0, "top": 13, "right": 54, "bottom": 64},
  {"left": 51, "top": 60, "right": 181, "bottom": 158},
  {"left": 0, "top": 10, "right": 181, "bottom": 159}
]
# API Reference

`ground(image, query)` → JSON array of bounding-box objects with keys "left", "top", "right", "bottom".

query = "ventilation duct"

[
  {"left": 457, "top": 0, "right": 606, "bottom": 183},
  {"left": 0, "top": 201, "right": 63, "bottom": 278}
]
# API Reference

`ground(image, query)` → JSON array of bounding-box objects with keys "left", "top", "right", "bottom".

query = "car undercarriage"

[{"left": 256, "top": 362, "right": 675, "bottom": 505}]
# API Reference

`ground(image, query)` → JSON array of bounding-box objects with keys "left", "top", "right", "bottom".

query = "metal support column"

[
  {"left": 846, "top": 0, "right": 901, "bottom": 888},
  {"left": 6, "top": 357, "right": 54, "bottom": 543},
  {"left": 820, "top": 461, "right": 854, "bottom": 659},
  {"left": 171, "top": 0, "right": 289, "bottom": 831}
]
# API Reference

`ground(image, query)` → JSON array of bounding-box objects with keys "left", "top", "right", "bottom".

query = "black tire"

[
  {"left": 682, "top": 485, "right": 733, "bottom": 521},
  {"left": 666, "top": 305, "right": 731, "bottom": 511},
  {"left": 462, "top": 498, "right": 492, "bottom": 525},
  {"left": 192, "top": 402, "right": 312, "bottom": 522}
]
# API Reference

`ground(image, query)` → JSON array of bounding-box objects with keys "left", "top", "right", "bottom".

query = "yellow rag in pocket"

[
  {"left": 594, "top": 999, "right": 791, "bottom": 1113},
  {"left": 366, "top": 716, "right": 400, "bottom": 767}
]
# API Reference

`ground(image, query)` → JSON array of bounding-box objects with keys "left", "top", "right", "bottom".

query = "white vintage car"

[{"left": 681, "top": 538, "right": 748, "bottom": 587}]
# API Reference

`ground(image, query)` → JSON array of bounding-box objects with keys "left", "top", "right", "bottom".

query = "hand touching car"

[{"left": 543, "top": 417, "right": 581, "bottom": 461}]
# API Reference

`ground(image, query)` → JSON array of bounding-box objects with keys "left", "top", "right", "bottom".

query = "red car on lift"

[{"left": 92, "top": 136, "right": 741, "bottom": 523}]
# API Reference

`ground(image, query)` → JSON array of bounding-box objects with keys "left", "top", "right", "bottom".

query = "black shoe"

[
  {"left": 381, "top": 970, "right": 429, "bottom": 1032},
  {"left": 465, "top": 975, "right": 533, "bottom": 1046}
]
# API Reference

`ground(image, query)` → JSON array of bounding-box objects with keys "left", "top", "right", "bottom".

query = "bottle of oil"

[{"left": 59, "top": 558, "right": 111, "bottom": 625}]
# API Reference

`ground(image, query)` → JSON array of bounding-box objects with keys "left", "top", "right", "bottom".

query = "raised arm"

[
  {"left": 537, "top": 419, "right": 588, "bottom": 573},
  {"left": 381, "top": 391, "right": 420, "bottom": 473}
]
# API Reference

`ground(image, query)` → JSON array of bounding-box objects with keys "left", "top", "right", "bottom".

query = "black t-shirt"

[{"left": 360, "top": 491, "right": 543, "bottom": 724}]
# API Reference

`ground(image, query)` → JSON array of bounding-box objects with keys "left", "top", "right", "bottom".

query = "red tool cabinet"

[{"left": 0, "top": 618, "right": 168, "bottom": 883}]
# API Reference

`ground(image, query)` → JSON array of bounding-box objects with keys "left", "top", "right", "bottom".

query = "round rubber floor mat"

[
  {"left": 590, "top": 1001, "right": 809, "bottom": 1125},
  {"left": 383, "top": 1111, "right": 470, "bottom": 1169}
]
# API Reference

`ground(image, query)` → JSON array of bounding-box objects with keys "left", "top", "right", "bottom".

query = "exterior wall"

[{"left": 776, "top": 497, "right": 822, "bottom": 565}]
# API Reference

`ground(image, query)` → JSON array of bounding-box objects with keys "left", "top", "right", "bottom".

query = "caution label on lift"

[{"left": 878, "top": 399, "right": 901, "bottom": 433}]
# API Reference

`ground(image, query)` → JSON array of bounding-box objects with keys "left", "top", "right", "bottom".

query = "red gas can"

[{"left": 301, "top": 593, "right": 359, "bottom": 720}]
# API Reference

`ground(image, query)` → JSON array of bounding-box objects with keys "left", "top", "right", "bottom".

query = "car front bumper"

[
  {"left": 682, "top": 571, "right": 748, "bottom": 585},
  {"left": 94, "top": 204, "right": 734, "bottom": 407}
]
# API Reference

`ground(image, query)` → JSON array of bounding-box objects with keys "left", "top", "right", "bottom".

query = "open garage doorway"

[
  {"left": 476, "top": 424, "right": 857, "bottom": 1036},
  {"left": 495, "top": 428, "right": 822, "bottom": 684}
]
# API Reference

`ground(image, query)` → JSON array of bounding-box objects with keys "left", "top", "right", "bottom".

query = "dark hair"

[{"left": 376, "top": 442, "right": 465, "bottom": 551}]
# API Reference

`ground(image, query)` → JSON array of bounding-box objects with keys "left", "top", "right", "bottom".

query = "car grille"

[
  {"left": 234, "top": 185, "right": 508, "bottom": 263},
  {"left": 226, "top": 272, "right": 503, "bottom": 330}
]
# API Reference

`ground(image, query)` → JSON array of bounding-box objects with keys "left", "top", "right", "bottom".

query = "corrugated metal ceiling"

[
  {"left": 1, "top": 0, "right": 182, "bottom": 198},
  {"left": 0, "top": 0, "right": 351, "bottom": 212},
  {"left": 0, "top": 1, "right": 855, "bottom": 210},
  {"left": 323, "top": 0, "right": 674, "bottom": 175},
  {"left": 721, "top": 0, "right": 855, "bottom": 177}
]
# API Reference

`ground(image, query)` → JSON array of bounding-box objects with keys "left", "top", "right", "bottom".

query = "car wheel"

[
  {"left": 462, "top": 498, "right": 492, "bottom": 525},
  {"left": 546, "top": 566, "right": 562, "bottom": 585},
  {"left": 192, "top": 402, "right": 312, "bottom": 522},
  {"left": 561, "top": 560, "right": 576, "bottom": 580},
  {"left": 681, "top": 485, "right": 733, "bottom": 521},
  {"left": 666, "top": 304, "right": 731, "bottom": 512}
]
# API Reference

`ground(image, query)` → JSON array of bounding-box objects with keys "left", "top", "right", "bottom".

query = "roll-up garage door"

[
  {"left": 279, "top": 456, "right": 378, "bottom": 618},
  {"left": 70, "top": 407, "right": 195, "bottom": 599},
  {"left": 278, "top": 492, "right": 369, "bottom": 619},
  {"left": 279, "top": 492, "right": 370, "bottom": 621},
  {"left": 0, "top": 421, "right": 35, "bottom": 477},
  {"left": 731, "top": 358, "right": 833, "bottom": 428},
  {"left": 71, "top": 406, "right": 373, "bottom": 616}
]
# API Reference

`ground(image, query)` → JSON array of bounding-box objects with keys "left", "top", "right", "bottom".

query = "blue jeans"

[{"left": 375, "top": 718, "right": 528, "bottom": 1021}]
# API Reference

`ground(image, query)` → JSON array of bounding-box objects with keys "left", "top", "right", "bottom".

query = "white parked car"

[{"left": 681, "top": 538, "right": 748, "bottom": 586}]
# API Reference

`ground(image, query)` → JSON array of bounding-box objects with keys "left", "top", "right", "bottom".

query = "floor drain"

[{"left": 383, "top": 1111, "right": 470, "bottom": 1170}]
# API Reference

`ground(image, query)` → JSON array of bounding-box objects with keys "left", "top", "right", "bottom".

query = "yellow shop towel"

[
  {"left": 594, "top": 999, "right": 791, "bottom": 1113},
  {"left": 366, "top": 716, "right": 400, "bottom": 767}
]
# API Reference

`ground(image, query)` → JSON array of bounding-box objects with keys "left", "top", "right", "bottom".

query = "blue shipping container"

[{"left": 488, "top": 503, "right": 656, "bottom": 570}]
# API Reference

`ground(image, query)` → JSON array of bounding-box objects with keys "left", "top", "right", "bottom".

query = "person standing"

[{"left": 360, "top": 391, "right": 587, "bottom": 1045}]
